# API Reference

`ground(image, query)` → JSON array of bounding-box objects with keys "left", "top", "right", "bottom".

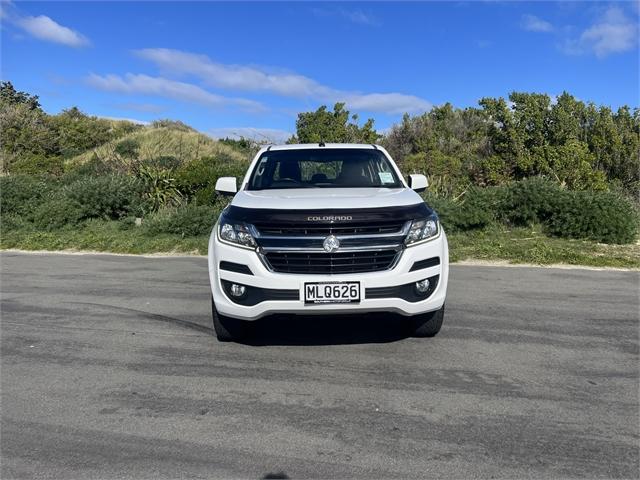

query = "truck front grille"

[
  {"left": 253, "top": 220, "right": 405, "bottom": 236},
  {"left": 264, "top": 250, "right": 399, "bottom": 274}
]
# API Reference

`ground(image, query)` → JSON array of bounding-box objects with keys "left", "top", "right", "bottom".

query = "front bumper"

[{"left": 208, "top": 228, "right": 449, "bottom": 321}]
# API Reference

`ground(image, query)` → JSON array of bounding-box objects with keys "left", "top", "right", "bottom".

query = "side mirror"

[
  {"left": 215, "top": 177, "right": 237, "bottom": 196},
  {"left": 408, "top": 174, "right": 428, "bottom": 192}
]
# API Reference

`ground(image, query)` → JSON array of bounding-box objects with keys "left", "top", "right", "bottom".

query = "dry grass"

[{"left": 66, "top": 126, "right": 246, "bottom": 168}]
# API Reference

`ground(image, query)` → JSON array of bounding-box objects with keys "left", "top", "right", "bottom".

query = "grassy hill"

[{"left": 66, "top": 124, "right": 247, "bottom": 168}]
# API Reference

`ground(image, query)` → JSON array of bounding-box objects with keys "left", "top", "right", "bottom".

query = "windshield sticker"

[{"left": 378, "top": 172, "right": 394, "bottom": 184}]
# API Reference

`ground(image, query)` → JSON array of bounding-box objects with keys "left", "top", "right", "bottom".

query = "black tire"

[
  {"left": 410, "top": 304, "right": 445, "bottom": 337},
  {"left": 211, "top": 296, "right": 247, "bottom": 342}
]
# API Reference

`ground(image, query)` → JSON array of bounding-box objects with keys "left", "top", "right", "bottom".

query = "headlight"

[
  {"left": 405, "top": 216, "right": 439, "bottom": 246},
  {"left": 218, "top": 217, "right": 257, "bottom": 249}
]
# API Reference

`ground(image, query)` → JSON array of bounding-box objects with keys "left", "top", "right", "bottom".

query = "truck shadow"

[{"left": 239, "top": 312, "right": 411, "bottom": 346}]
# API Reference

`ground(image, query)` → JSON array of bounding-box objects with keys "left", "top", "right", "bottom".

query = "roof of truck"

[{"left": 264, "top": 143, "right": 381, "bottom": 151}]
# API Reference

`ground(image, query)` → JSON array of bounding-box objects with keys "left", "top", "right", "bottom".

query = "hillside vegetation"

[
  {"left": 67, "top": 124, "right": 245, "bottom": 169},
  {"left": 1, "top": 81, "right": 638, "bottom": 266}
]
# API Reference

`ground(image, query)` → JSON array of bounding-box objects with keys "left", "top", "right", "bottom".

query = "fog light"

[
  {"left": 229, "top": 283, "right": 246, "bottom": 297},
  {"left": 415, "top": 279, "right": 430, "bottom": 294}
]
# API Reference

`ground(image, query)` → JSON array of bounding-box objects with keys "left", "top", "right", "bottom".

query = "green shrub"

[
  {"left": 428, "top": 179, "right": 638, "bottom": 243},
  {"left": 405, "top": 151, "right": 468, "bottom": 198},
  {"left": 10, "top": 154, "right": 64, "bottom": 176},
  {"left": 471, "top": 155, "right": 512, "bottom": 187},
  {"left": 48, "top": 107, "right": 120, "bottom": 158},
  {"left": 502, "top": 177, "right": 564, "bottom": 225},
  {"left": 449, "top": 202, "right": 494, "bottom": 232},
  {"left": 465, "top": 186, "right": 507, "bottom": 221},
  {"left": 63, "top": 175, "right": 144, "bottom": 220},
  {"left": 145, "top": 204, "right": 218, "bottom": 237},
  {"left": 1, "top": 213, "right": 33, "bottom": 231},
  {"left": 118, "top": 216, "right": 138, "bottom": 231},
  {"left": 425, "top": 188, "right": 498, "bottom": 232},
  {"left": 31, "top": 196, "right": 84, "bottom": 231},
  {"left": 144, "top": 155, "right": 181, "bottom": 171},
  {"left": 0, "top": 174, "right": 59, "bottom": 216},
  {"left": 137, "top": 166, "right": 183, "bottom": 211},
  {"left": 62, "top": 155, "right": 114, "bottom": 183},
  {"left": 175, "top": 154, "right": 247, "bottom": 205},
  {"left": 532, "top": 141, "right": 609, "bottom": 191},
  {"left": 218, "top": 137, "right": 260, "bottom": 156},
  {"left": 114, "top": 139, "right": 140, "bottom": 160},
  {"left": 546, "top": 191, "right": 638, "bottom": 244}
]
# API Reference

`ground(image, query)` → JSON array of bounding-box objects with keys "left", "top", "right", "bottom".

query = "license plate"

[{"left": 304, "top": 282, "right": 360, "bottom": 304}]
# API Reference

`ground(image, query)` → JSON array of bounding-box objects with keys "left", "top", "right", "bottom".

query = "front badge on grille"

[{"left": 323, "top": 235, "right": 340, "bottom": 253}]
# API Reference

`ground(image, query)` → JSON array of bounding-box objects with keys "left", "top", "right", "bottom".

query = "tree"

[
  {"left": 612, "top": 106, "right": 640, "bottom": 194},
  {"left": 0, "top": 94, "right": 53, "bottom": 172},
  {"left": 508, "top": 92, "right": 551, "bottom": 151},
  {"left": 383, "top": 104, "right": 492, "bottom": 195},
  {"left": 290, "top": 103, "right": 379, "bottom": 144},
  {"left": 384, "top": 90, "right": 638, "bottom": 197},
  {"left": 534, "top": 140, "right": 607, "bottom": 190},
  {"left": 478, "top": 96, "right": 525, "bottom": 176},
  {"left": 0, "top": 81, "right": 41, "bottom": 110},
  {"left": 49, "top": 107, "right": 114, "bottom": 158},
  {"left": 548, "top": 92, "right": 584, "bottom": 145}
]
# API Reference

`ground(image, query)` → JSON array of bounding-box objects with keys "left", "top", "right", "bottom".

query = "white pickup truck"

[{"left": 208, "top": 143, "right": 449, "bottom": 341}]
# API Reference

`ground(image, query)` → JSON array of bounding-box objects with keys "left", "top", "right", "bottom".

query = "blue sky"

[{"left": 1, "top": 1, "right": 638, "bottom": 142}]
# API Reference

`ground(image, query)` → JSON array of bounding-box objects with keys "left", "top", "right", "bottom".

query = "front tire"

[
  {"left": 211, "top": 296, "right": 247, "bottom": 342},
  {"left": 410, "top": 305, "right": 445, "bottom": 337}
]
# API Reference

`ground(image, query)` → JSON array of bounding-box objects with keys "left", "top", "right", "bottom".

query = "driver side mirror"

[
  {"left": 215, "top": 177, "right": 237, "bottom": 196},
  {"left": 408, "top": 174, "right": 428, "bottom": 192}
]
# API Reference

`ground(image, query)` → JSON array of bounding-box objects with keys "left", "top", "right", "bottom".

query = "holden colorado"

[{"left": 208, "top": 143, "right": 449, "bottom": 341}]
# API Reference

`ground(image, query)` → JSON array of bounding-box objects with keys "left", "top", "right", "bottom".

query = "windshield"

[{"left": 247, "top": 148, "right": 403, "bottom": 190}]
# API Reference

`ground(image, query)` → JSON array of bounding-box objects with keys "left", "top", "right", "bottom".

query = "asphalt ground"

[{"left": 1, "top": 252, "right": 638, "bottom": 479}]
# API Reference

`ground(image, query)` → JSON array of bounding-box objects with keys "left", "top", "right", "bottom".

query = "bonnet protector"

[{"left": 223, "top": 203, "right": 434, "bottom": 224}]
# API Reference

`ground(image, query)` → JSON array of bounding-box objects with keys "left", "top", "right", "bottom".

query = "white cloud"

[
  {"left": 521, "top": 14, "right": 554, "bottom": 33},
  {"left": 561, "top": 7, "right": 638, "bottom": 58},
  {"left": 343, "top": 93, "right": 431, "bottom": 115},
  {"left": 580, "top": 7, "right": 637, "bottom": 57},
  {"left": 311, "top": 7, "right": 380, "bottom": 26},
  {"left": 16, "top": 14, "right": 89, "bottom": 47},
  {"left": 134, "top": 48, "right": 431, "bottom": 115},
  {"left": 86, "top": 73, "right": 265, "bottom": 112},
  {"left": 340, "top": 9, "right": 379, "bottom": 26},
  {"left": 135, "top": 48, "right": 320, "bottom": 97},
  {"left": 208, "top": 127, "right": 292, "bottom": 144}
]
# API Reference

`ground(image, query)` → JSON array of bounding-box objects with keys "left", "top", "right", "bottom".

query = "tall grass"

[{"left": 66, "top": 127, "right": 247, "bottom": 169}]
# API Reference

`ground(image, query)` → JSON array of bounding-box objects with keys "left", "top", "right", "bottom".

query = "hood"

[{"left": 231, "top": 187, "right": 423, "bottom": 210}]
